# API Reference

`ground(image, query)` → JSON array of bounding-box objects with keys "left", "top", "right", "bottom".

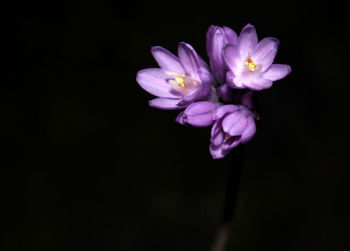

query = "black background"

[{"left": 1, "top": 0, "right": 350, "bottom": 250}]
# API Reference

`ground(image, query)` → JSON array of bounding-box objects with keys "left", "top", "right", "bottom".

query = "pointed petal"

[
  {"left": 151, "top": 46, "right": 184, "bottom": 73},
  {"left": 252, "top": 37, "right": 279, "bottom": 65},
  {"left": 178, "top": 42, "right": 200, "bottom": 78},
  {"left": 206, "top": 25, "right": 216, "bottom": 57},
  {"left": 223, "top": 26, "right": 238, "bottom": 45},
  {"left": 259, "top": 49, "right": 278, "bottom": 72},
  {"left": 148, "top": 97, "right": 184, "bottom": 110},
  {"left": 238, "top": 24, "right": 258, "bottom": 59},
  {"left": 207, "top": 27, "right": 227, "bottom": 82},
  {"left": 263, "top": 64, "right": 292, "bottom": 81},
  {"left": 136, "top": 68, "right": 182, "bottom": 98}
]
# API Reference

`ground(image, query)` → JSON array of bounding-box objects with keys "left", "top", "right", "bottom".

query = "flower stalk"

[{"left": 211, "top": 145, "right": 245, "bottom": 251}]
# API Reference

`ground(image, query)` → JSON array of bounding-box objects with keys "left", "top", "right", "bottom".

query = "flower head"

[
  {"left": 136, "top": 24, "right": 291, "bottom": 159},
  {"left": 136, "top": 42, "right": 215, "bottom": 110},
  {"left": 210, "top": 104, "right": 256, "bottom": 159},
  {"left": 223, "top": 24, "right": 291, "bottom": 90}
]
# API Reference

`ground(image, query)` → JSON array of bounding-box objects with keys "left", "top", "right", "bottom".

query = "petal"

[
  {"left": 223, "top": 26, "right": 238, "bottom": 45},
  {"left": 136, "top": 68, "right": 183, "bottom": 98},
  {"left": 210, "top": 136, "right": 234, "bottom": 159},
  {"left": 222, "top": 111, "right": 244, "bottom": 134},
  {"left": 148, "top": 97, "right": 184, "bottom": 110},
  {"left": 210, "top": 120, "right": 225, "bottom": 146},
  {"left": 176, "top": 101, "right": 219, "bottom": 127},
  {"left": 263, "top": 64, "right": 292, "bottom": 81},
  {"left": 238, "top": 24, "right": 258, "bottom": 59},
  {"left": 252, "top": 37, "right": 279, "bottom": 65},
  {"left": 223, "top": 45, "right": 241, "bottom": 71},
  {"left": 207, "top": 27, "right": 227, "bottom": 82},
  {"left": 178, "top": 42, "right": 200, "bottom": 78},
  {"left": 151, "top": 46, "right": 184, "bottom": 73},
  {"left": 184, "top": 101, "right": 219, "bottom": 116},
  {"left": 241, "top": 116, "right": 256, "bottom": 143},
  {"left": 227, "top": 116, "right": 247, "bottom": 136},
  {"left": 206, "top": 25, "right": 216, "bottom": 58},
  {"left": 184, "top": 112, "right": 215, "bottom": 127},
  {"left": 222, "top": 137, "right": 241, "bottom": 151},
  {"left": 213, "top": 104, "right": 239, "bottom": 120},
  {"left": 248, "top": 78, "right": 273, "bottom": 90},
  {"left": 210, "top": 143, "right": 230, "bottom": 159},
  {"left": 259, "top": 49, "right": 278, "bottom": 72}
]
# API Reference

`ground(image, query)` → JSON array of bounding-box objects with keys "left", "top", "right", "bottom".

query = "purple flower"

[
  {"left": 176, "top": 101, "right": 220, "bottom": 127},
  {"left": 206, "top": 25, "right": 238, "bottom": 83},
  {"left": 136, "top": 42, "right": 214, "bottom": 110},
  {"left": 210, "top": 104, "right": 256, "bottom": 159},
  {"left": 135, "top": 24, "right": 291, "bottom": 159},
  {"left": 223, "top": 24, "right": 291, "bottom": 90}
]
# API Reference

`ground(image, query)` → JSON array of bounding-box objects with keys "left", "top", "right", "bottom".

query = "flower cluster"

[{"left": 136, "top": 24, "right": 291, "bottom": 159}]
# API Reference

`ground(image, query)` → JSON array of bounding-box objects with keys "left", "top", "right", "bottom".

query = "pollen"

[
  {"left": 175, "top": 74, "right": 188, "bottom": 88},
  {"left": 245, "top": 58, "right": 257, "bottom": 72}
]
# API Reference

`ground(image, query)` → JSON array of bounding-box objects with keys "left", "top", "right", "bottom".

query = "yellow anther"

[
  {"left": 175, "top": 74, "right": 188, "bottom": 88},
  {"left": 245, "top": 58, "right": 257, "bottom": 72}
]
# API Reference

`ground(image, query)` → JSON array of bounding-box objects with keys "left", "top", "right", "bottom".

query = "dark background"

[{"left": 1, "top": 0, "right": 349, "bottom": 250}]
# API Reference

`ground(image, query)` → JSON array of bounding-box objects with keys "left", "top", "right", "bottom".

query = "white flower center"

[{"left": 165, "top": 71, "right": 200, "bottom": 96}]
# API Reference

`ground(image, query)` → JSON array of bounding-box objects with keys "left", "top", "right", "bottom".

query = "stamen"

[
  {"left": 175, "top": 74, "right": 188, "bottom": 89},
  {"left": 245, "top": 58, "right": 257, "bottom": 72}
]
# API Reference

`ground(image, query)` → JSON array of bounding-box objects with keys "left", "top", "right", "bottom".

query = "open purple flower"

[
  {"left": 223, "top": 24, "right": 291, "bottom": 90},
  {"left": 210, "top": 104, "right": 256, "bottom": 159},
  {"left": 136, "top": 42, "right": 214, "bottom": 110},
  {"left": 206, "top": 25, "right": 238, "bottom": 83}
]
